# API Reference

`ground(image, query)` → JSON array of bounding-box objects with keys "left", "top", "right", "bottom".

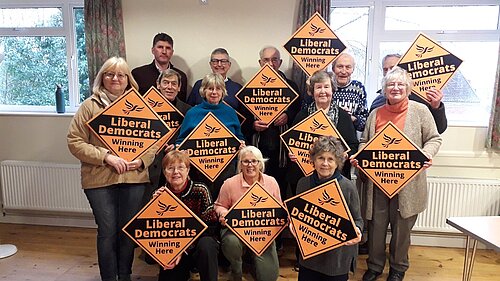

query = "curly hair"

[{"left": 309, "top": 136, "right": 345, "bottom": 170}]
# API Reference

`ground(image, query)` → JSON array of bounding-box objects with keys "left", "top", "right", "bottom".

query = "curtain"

[
  {"left": 84, "top": 0, "right": 127, "bottom": 96},
  {"left": 291, "top": 0, "right": 331, "bottom": 108},
  {"left": 487, "top": 52, "right": 500, "bottom": 150}
]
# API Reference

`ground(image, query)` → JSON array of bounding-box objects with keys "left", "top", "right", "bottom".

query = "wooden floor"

[{"left": 1, "top": 223, "right": 499, "bottom": 281}]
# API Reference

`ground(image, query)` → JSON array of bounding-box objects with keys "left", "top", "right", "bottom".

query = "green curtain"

[
  {"left": 487, "top": 53, "right": 500, "bottom": 150},
  {"left": 291, "top": 0, "right": 331, "bottom": 108},
  {"left": 84, "top": 0, "right": 127, "bottom": 97}
]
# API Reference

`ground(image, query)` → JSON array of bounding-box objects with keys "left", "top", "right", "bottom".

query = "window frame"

[
  {"left": 331, "top": 0, "right": 500, "bottom": 127},
  {"left": 0, "top": 0, "right": 84, "bottom": 113}
]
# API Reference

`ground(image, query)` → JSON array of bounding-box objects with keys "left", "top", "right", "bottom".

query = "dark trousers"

[
  {"left": 298, "top": 266, "right": 348, "bottom": 281},
  {"left": 84, "top": 183, "right": 146, "bottom": 281},
  {"left": 158, "top": 236, "right": 219, "bottom": 281},
  {"left": 367, "top": 188, "right": 418, "bottom": 273}
]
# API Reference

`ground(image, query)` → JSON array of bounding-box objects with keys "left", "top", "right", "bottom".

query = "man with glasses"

[
  {"left": 187, "top": 48, "right": 242, "bottom": 109},
  {"left": 132, "top": 33, "right": 188, "bottom": 102}
]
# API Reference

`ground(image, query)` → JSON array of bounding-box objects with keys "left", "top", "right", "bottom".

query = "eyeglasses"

[
  {"left": 241, "top": 159, "right": 259, "bottom": 166},
  {"left": 261, "top": 57, "right": 280, "bottom": 63},
  {"left": 210, "top": 59, "right": 230, "bottom": 65},
  {"left": 387, "top": 82, "right": 406, "bottom": 89},
  {"left": 165, "top": 166, "right": 187, "bottom": 173},
  {"left": 104, "top": 72, "right": 128, "bottom": 80}
]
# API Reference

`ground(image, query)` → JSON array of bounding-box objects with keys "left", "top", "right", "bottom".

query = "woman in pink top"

[{"left": 215, "top": 146, "right": 281, "bottom": 281}]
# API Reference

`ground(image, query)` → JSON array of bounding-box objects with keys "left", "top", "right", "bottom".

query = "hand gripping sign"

[
  {"left": 122, "top": 188, "right": 207, "bottom": 268},
  {"left": 224, "top": 182, "right": 288, "bottom": 256},
  {"left": 352, "top": 122, "right": 429, "bottom": 198},
  {"left": 177, "top": 112, "right": 241, "bottom": 182},
  {"left": 397, "top": 33, "right": 462, "bottom": 103},
  {"left": 284, "top": 178, "right": 358, "bottom": 259},
  {"left": 235, "top": 64, "right": 299, "bottom": 125},
  {"left": 280, "top": 110, "right": 350, "bottom": 176},
  {"left": 283, "top": 12, "right": 347, "bottom": 76},
  {"left": 143, "top": 87, "right": 186, "bottom": 150},
  {"left": 86, "top": 88, "right": 171, "bottom": 161}
]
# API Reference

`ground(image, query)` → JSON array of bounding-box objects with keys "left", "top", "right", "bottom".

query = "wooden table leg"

[{"left": 463, "top": 236, "right": 478, "bottom": 281}]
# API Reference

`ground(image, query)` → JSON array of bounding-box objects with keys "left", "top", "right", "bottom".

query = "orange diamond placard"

[
  {"left": 284, "top": 178, "right": 358, "bottom": 259},
  {"left": 222, "top": 100, "right": 246, "bottom": 126},
  {"left": 143, "top": 87, "right": 185, "bottom": 149},
  {"left": 397, "top": 33, "right": 462, "bottom": 103},
  {"left": 283, "top": 12, "right": 346, "bottom": 76},
  {"left": 177, "top": 112, "right": 240, "bottom": 182},
  {"left": 352, "top": 122, "right": 429, "bottom": 198},
  {"left": 280, "top": 110, "right": 350, "bottom": 176},
  {"left": 86, "top": 88, "right": 170, "bottom": 161},
  {"left": 235, "top": 64, "right": 299, "bottom": 125},
  {"left": 122, "top": 188, "right": 207, "bottom": 268},
  {"left": 224, "top": 182, "right": 288, "bottom": 256}
]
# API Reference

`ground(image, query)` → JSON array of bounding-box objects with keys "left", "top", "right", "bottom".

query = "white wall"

[{"left": 0, "top": 0, "right": 498, "bottom": 180}]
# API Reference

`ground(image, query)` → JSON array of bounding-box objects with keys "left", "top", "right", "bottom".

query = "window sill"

[{"left": 0, "top": 111, "right": 75, "bottom": 117}]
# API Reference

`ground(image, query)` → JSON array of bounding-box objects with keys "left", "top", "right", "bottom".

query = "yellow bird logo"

[
  {"left": 260, "top": 74, "right": 276, "bottom": 86},
  {"left": 250, "top": 193, "right": 268, "bottom": 206},
  {"left": 156, "top": 201, "right": 177, "bottom": 216},
  {"left": 147, "top": 97, "right": 163, "bottom": 108},
  {"left": 415, "top": 45, "right": 434, "bottom": 58},
  {"left": 204, "top": 123, "right": 221, "bottom": 137},
  {"left": 122, "top": 100, "right": 144, "bottom": 115},
  {"left": 382, "top": 134, "right": 402, "bottom": 148},
  {"left": 318, "top": 190, "right": 339, "bottom": 206},
  {"left": 309, "top": 23, "right": 325, "bottom": 36},
  {"left": 310, "top": 118, "right": 329, "bottom": 132}
]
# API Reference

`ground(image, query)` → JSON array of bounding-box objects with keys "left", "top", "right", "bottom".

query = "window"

[
  {"left": 0, "top": 1, "right": 87, "bottom": 113},
  {"left": 330, "top": 0, "right": 500, "bottom": 127}
]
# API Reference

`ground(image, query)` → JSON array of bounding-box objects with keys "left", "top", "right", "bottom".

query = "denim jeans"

[{"left": 84, "top": 183, "right": 146, "bottom": 281}]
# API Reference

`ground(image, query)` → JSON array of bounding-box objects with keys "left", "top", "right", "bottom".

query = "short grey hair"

[
  {"left": 381, "top": 66, "right": 412, "bottom": 97},
  {"left": 199, "top": 73, "right": 228, "bottom": 100},
  {"left": 236, "top": 145, "right": 268, "bottom": 173},
  {"left": 309, "top": 136, "right": 345, "bottom": 170}
]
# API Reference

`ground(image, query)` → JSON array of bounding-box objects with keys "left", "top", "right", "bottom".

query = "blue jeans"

[{"left": 84, "top": 183, "right": 146, "bottom": 281}]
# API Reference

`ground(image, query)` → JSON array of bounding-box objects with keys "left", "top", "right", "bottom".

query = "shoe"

[
  {"left": 387, "top": 268, "right": 405, "bottom": 281},
  {"left": 358, "top": 242, "right": 369, "bottom": 255},
  {"left": 362, "top": 269, "right": 382, "bottom": 281}
]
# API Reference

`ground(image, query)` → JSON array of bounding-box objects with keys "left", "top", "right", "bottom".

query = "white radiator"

[
  {"left": 0, "top": 160, "right": 91, "bottom": 215},
  {"left": 414, "top": 177, "right": 500, "bottom": 232}
]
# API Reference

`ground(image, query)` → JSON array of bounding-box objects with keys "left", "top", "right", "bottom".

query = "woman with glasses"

[
  {"left": 153, "top": 150, "right": 219, "bottom": 281},
  {"left": 351, "top": 67, "right": 442, "bottom": 281},
  {"left": 67, "top": 57, "right": 155, "bottom": 281},
  {"left": 214, "top": 146, "right": 281, "bottom": 281},
  {"left": 294, "top": 136, "right": 362, "bottom": 281}
]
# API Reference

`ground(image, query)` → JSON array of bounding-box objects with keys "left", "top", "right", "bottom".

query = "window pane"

[
  {"left": 74, "top": 7, "right": 89, "bottom": 102},
  {"left": 330, "top": 7, "right": 369, "bottom": 83},
  {"left": 0, "top": 36, "right": 68, "bottom": 106},
  {"left": 386, "top": 6, "right": 500, "bottom": 30},
  {"left": 380, "top": 41, "right": 499, "bottom": 126},
  {"left": 0, "top": 8, "right": 63, "bottom": 28}
]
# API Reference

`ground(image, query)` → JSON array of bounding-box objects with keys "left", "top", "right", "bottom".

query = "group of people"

[{"left": 67, "top": 32, "right": 445, "bottom": 281}]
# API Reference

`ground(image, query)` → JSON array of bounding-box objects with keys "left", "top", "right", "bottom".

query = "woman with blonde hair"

[{"left": 68, "top": 57, "right": 155, "bottom": 281}]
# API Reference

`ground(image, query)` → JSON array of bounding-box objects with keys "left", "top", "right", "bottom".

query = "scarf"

[
  {"left": 310, "top": 169, "right": 343, "bottom": 188},
  {"left": 307, "top": 99, "right": 339, "bottom": 126}
]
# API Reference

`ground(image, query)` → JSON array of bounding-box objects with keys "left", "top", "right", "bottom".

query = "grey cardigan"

[
  {"left": 296, "top": 175, "right": 363, "bottom": 277},
  {"left": 361, "top": 100, "right": 442, "bottom": 220}
]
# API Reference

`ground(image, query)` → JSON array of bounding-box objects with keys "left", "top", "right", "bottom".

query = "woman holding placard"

[
  {"left": 153, "top": 150, "right": 219, "bottom": 281},
  {"left": 293, "top": 136, "right": 363, "bottom": 281},
  {"left": 215, "top": 146, "right": 281, "bottom": 281},
  {"left": 176, "top": 72, "right": 245, "bottom": 200},
  {"left": 288, "top": 70, "right": 358, "bottom": 197},
  {"left": 350, "top": 66, "right": 442, "bottom": 281},
  {"left": 67, "top": 57, "right": 155, "bottom": 281}
]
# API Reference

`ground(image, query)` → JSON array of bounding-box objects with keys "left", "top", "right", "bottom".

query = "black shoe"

[
  {"left": 358, "top": 242, "right": 369, "bottom": 255},
  {"left": 387, "top": 268, "right": 405, "bottom": 281},
  {"left": 362, "top": 269, "right": 382, "bottom": 281}
]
